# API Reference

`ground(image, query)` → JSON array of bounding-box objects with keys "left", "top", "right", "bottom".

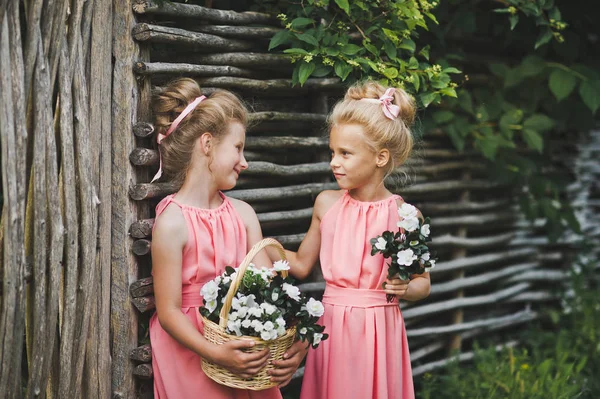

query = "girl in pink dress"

[
  {"left": 149, "top": 78, "right": 305, "bottom": 398},
  {"left": 285, "top": 81, "right": 432, "bottom": 399}
]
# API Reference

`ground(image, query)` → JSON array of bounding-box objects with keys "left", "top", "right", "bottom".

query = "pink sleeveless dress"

[
  {"left": 149, "top": 193, "right": 282, "bottom": 399},
  {"left": 300, "top": 191, "right": 415, "bottom": 399}
]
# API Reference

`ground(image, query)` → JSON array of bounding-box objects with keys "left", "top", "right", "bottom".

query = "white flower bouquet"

[
  {"left": 198, "top": 238, "right": 328, "bottom": 390},
  {"left": 370, "top": 202, "right": 437, "bottom": 302}
]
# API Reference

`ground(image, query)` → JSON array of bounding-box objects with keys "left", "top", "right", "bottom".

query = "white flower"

[
  {"left": 276, "top": 317, "right": 285, "bottom": 328},
  {"left": 205, "top": 299, "right": 217, "bottom": 314},
  {"left": 305, "top": 297, "right": 325, "bottom": 317},
  {"left": 241, "top": 319, "right": 252, "bottom": 328},
  {"left": 421, "top": 252, "right": 431, "bottom": 261},
  {"left": 425, "top": 259, "right": 436, "bottom": 272},
  {"left": 252, "top": 320, "right": 264, "bottom": 332},
  {"left": 273, "top": 260, "right": 290, "bottom": 272},
  {"left": 200, "top": 281, "right": 220, "bottom": 302},
  {"left": 231, "top": 297, "right": 241, "bottom": 310},
  {"left": 397, "top": 249, "right": 417, "bottom": 266},
  {"left": 283, "top": 283, "right": 301, "bottom": 301},
  {"left": 313, "top": 332, "right": 323, "bottom": 345},
  {"left": 229, "top": 311, "right": 238, "bottom": 321},
  {"left": 398, "top": 217, "right": 420, "bottom": 232},
  {"left": 271, "top": 291, "right": 279, "bottom": 301},
  {"left": 263, "top": 321, "right": 274, "bottom": 331},
  {"left": 223, "top": 276, "right": 231, "bottom": 284},
  {"left": 214, "top": 276, "right": 222, "bottom": 285},
  {"left": 420, "top": 224, "right": 430, "bottom": 237},
  {"left": 260, "top": 303, "right": 277, "bottom": 315},
  {"left": 227, "top": 320, "right": 242, "bottom": 336},
  {"left": 299, "top": 327, "right": 307, "bottom": 335},
  {"left": 277, "top": 326, "right": 286, "bottom": 336},
  {"left": 398, "top": 203, "right": 418, "bottom": 220},
  {"left": 248, "top": 307, "right": 263, "bottom": 318},
  {"left": 270, "top": 330, "right": 279, "bottom": 340},
  {"left": 375, "top": 237, "right": 387, "bottom": 251},
  {"left": 237, "top": 307, "right": 248, "bottom": 318},
  {"left": 261, "top": 330, "right": 273, "bottom": 341}
]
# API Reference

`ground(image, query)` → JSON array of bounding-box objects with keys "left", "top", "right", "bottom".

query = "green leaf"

[
  {"left": 420, "top": 92, "right": 437, "bottom": 107},
  {"left": 432, "top": 111, "right": 454, "bottom": 124},
  {"left": 298, "top": 62, "right": 316, "bottom": 85},
  {"left": 384, "top": 41, "right": 397, "bottom": 60},
  {"left": 283, "top": 48, "right": 310, "bottom": 55},
  {"left": 291, "top": 17, "right": 315, "bottom": 29},
  {"left": 458, "top": 90, "right": 473, "bottom": 114},
  {"left": 523, "top": 114, "right": 555, "bottom": 132},
  {"left": 341, "top": 44, "right": 362, "bottom": 55},
  {"left": 509, "top": 14, "right": 519, "bottom": 30},
  {"left": 269, "top": 30, "right": 292, "bottom": 51},
  {"left": 408, "top": 57, "right": 419, "bottom": 69},
  {"left": 439, "top": 87, "right": 457, "bottom": 98},
  {"left": 334, "top": 62, "right": 353, "bottom": 81},
  {"left": 334, "top": 0, "right": 350, "bottom": 14},
  {"left": 477, "top": 136, "right": 499, "bottom": 160},
  {"left": 519, "top": 55, "right": 546, "bottom": 77},
  {"left": 523, "top": 129, "right": 544, "bottom": 152},
  {"left": 419, "top": 45, "right": 430, "bottom": 60},
  {"left": 296, "top": 32, "right": 319, "bottom": 47},
  {"left": 383, "top": 67, "right": 398, "bottom": 79},
  {"left": 447, "top": 125, "right": 465, "bottom": 152},
  {"left": 534, "top": 28, "right": 553, "bottom": 49},
  {"left": 442, "top": 67, "right": 461, "bottom": 74},
  {"left": 579, "top": 80, "right": 600, "bottom": 114},
  {"left": 311, "top": 64, "right": 332, "bottom": 78},
  {"left": 398, "top": 39, "right": 416, "bottom": 53},
  {"left": 363, "top": 41, "right": 379, "bottom": 56},
  {"left": 549, "top": 69, "right": 577, "bottom": 101},
  {"left": 489, "top": 63, "right": 509, "bottom": 78}
]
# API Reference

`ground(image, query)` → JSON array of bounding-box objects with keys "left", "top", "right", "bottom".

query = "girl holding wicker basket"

[
  {"left": 149, "top": 78, "right": 305, "bottom": 398},
  {"left": 285, "top": 81, "right": 432, "bottom": 399}
]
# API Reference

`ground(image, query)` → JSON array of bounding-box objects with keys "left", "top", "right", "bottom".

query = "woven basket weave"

[{"left": 201, "top": 238, "right": 297, "bottom": 390}]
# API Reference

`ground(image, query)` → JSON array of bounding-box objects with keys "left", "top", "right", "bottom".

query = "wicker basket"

[{"left": 201, "top": 238, "right": 297, "bottom": 390}]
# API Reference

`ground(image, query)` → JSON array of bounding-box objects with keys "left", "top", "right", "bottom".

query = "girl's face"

[
  {"left": 329, "top": 123, "right": 381, "bottom": 190},
  {"left": 209, "top": 121, "right": 248, "bottom": 190}
]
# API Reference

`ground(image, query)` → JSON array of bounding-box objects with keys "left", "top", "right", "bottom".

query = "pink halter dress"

[
  {"left": 300, "top": 191, "right": 415, "bottom": 399},
  {"left": 149, "top": 193, "right": 282, "bottom": 399}
]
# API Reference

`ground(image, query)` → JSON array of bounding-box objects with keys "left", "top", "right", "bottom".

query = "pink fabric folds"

[
  {"left": 300, "top": 191, "right": 415, "bottom": 399},
  {"left": 359, "top": 88, "right": 400, "bottom": 120},
  {"left": 149, "top": 193, "right": 282, "bottom": 399}
]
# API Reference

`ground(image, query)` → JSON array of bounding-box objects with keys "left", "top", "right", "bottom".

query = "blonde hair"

[
  {"left": 329, "top": 80, "right": 416, "bottom": 175},
  {"left": 153, "top": 78, "right": 248, "bottom": 187}
]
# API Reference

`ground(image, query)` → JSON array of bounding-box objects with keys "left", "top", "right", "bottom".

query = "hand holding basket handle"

[{"left": 201, "top": 238, "right": 297, "bottom": 390}]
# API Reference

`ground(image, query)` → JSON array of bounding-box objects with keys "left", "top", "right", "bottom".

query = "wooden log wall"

[
  {"left": 125, "top": 1, "right": 599, "bottom": 393},
  {"left": 0, "top": 0, "right": 147, "bottom": 397}
]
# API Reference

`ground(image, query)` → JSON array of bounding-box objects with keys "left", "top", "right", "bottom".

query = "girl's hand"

[
  {"left": 269, "top": 340, "right": 309, "bottom": 387},
  {"left": 383, "top": 277, "right": 410, "bottom": 299},
  {"left": 208, "top": 340, "right": 270, "bottom": 378}
]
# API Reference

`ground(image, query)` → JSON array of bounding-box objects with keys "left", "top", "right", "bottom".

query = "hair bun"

[
  {"left": 154, "top": 78, "right": 203, "bottom": 127},
  {"left": 345, "top": 81, "right": 415, "bottom": 125}
]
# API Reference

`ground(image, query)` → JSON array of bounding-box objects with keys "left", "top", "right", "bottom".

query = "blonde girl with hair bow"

[{"left": 284, "top": 81, "right": 431, "bottom": 399}]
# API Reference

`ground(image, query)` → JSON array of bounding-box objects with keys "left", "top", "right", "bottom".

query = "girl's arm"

[
  {"left": 384, "top": 272, "right": 431, "bottom": 302},
  {"left": 152, "top": 205, "right": 269, "bottom": 378},
  {"left": 285, "top": 190, "right": 340, "bottom": 280},
  {"left": 230, "top": 198, "right": 272, "bottom": 267}
]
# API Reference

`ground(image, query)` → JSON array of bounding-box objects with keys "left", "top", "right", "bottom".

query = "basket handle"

[{"left": 218, "top": 238, "right": 287, "bottom": 328}]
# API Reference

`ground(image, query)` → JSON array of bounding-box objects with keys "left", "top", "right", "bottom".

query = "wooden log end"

[
  {"left": 133, "top": 61, "right": 148, "bottom": 74},
  {"left": 130, "top": 148, "right": 159, "bottom": 167},
  {"left": 130, "top": 344, "right": 153, "bottom": 362},
  {"left": 130, "top": 276, "right": 155, "bottom": 298},
  {"left": 133, "top": 363, "right": 154, "bottom": 380},
  {"left": 133, "top": 122, "right": 154, "bottom": 138},
  {"left": 132, "top": 0, "right": 149, "bottom": 14},
  {"left": 129, "top": 218, "right": 155, "bottom": 239},
  {"left": 132, "top": 296, "right": 156, "bottom": 313},
  {"left": 132, "top": 239, "right": 151, "bottom": 256}
]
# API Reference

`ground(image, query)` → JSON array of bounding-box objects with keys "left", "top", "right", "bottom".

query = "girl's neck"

[
  {"left": 175, "top": 168, "right": 222, "bottom": 209},
  {"left": 347, "top": 183, "right": 392, "bottom": 203}
]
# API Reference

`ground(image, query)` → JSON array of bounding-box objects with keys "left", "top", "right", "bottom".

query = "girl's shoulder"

[
  {"left": 314, "top": 190, "right": 345, "bottom": 220},
  {"left": 153, "top": 203, "right": 188, "bottom": 248},
  {"left": 227, "top": 196, "right": 258, "bottom": 224}
]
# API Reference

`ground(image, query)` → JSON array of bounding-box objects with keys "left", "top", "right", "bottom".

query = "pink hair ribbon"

[
  {"left": 151, "top": 95, "right": 206, "bottom": 183},
  {"left": 360, "top": 88, "right": 400, "bottom": 120}
]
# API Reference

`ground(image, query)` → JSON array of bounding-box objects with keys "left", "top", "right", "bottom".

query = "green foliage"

[
  {"left": 258, "top": 0, "right": 457, "bottom": 107},
  {"left": 417, "top": 247, "right": 600, "bottom": 399},
  {"left": 254, "top": 0, "right": 599, "bottom": 240}
]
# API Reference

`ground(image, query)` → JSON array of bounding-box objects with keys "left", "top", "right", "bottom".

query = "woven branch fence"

[{"left": 1, "top": 0, "right": 598, "bottom": 398}]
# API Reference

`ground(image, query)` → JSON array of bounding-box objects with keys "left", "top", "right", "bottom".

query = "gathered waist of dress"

[
  {"left": 322, "top": 284, "right": 398, "bottom": 308},
  {"left": 181, "top": 283, "right": 206, "bottom": 308}
]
